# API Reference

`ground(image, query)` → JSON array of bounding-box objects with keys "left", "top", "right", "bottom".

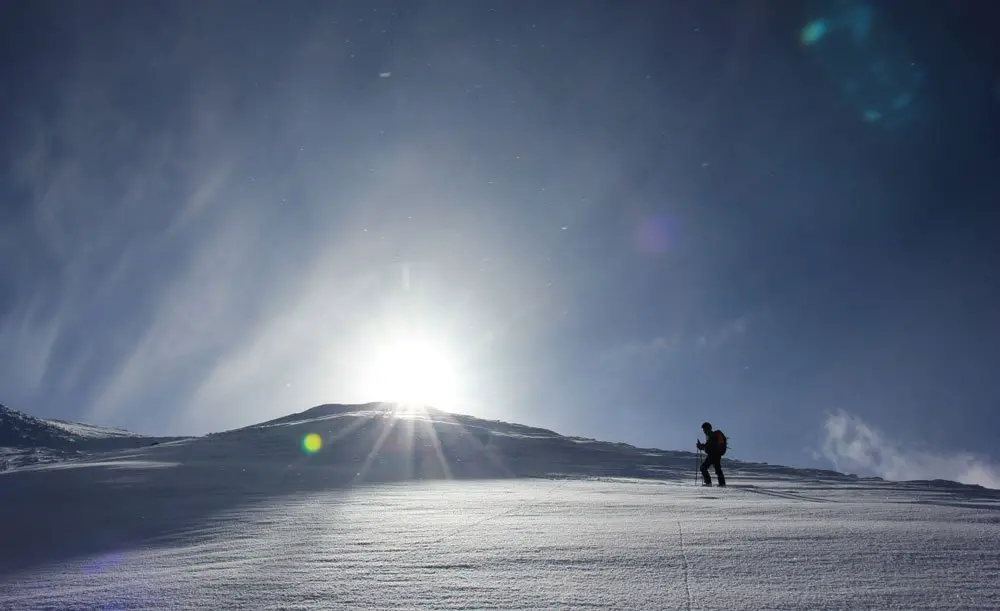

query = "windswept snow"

[
  {"left": 44, "top": 419, "right": 139, "bottom": 438},
  {"left": 1, "top": 403, "right": 998, "bottom": 610}
]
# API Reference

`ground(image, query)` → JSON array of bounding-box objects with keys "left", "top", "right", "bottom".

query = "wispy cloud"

[
  {"left": 696, "top": 316, "right": 747, "bottom": 349},
  {"left": 605, "top": 334, "right": 679, "bottom": 365},
  {"left": 821, "top": 410, "right": 1000, "bottom": 489},
  {"left": 0, "top": 297, "right": 61, "bottom": 398},
  {"left": 89, "top": 213, "right": 265, "bottom": 424},
  {"left": 0, "top": 20, "right": 262, "bottom": 428},
  {"left": 607, "top": 315, "right": 749, "bottom": 368}
]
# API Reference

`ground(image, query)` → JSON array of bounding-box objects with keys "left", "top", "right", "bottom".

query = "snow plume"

[{"left": 821, "top": 410, "right": 1000, "bottom": 489}]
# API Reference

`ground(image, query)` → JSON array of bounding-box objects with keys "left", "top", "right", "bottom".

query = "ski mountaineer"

[{"left": 696, "top": 421, "right": 727, "bottom": 487}]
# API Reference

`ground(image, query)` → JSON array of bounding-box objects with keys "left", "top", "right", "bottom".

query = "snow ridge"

[{"left": 0, "top": 403, "right": 185, "bottom": 469}]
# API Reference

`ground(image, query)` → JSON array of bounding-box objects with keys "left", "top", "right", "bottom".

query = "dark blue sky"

[{"left": 2, "top": 1, "right": 998, "bottom": 484}]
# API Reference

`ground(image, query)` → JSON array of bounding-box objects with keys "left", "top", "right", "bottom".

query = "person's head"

[{"left": 701, "top": 421, "right": 713, "bottom": 435}]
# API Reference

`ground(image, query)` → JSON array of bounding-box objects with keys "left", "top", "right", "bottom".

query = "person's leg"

[
  {"left": 712, "top": 455, "right": 726, "bottom": 487},
  {"left": 700, "top": 456, "right": 713, "bottom": 485}
]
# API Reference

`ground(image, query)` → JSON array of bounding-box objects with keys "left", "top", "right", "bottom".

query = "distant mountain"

[
  {"left": 0, "top": 403, "right": 186, "bottom": 469},
  {"left": 1, "top": 404, "right": 134, "bottom": 446}
]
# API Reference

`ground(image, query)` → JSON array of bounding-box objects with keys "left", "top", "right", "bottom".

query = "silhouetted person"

[{"left": 697, "top": 421, "right": 727, "bottom": 487}]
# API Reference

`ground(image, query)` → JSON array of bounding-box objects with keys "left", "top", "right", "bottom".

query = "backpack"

[{"left": 715, "top": 430, "right": 727, "bottom": 456}]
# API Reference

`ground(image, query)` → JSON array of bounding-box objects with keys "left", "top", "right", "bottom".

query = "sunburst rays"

[{"left": 289, "top": 404, "right": 512, "bottom": 485}]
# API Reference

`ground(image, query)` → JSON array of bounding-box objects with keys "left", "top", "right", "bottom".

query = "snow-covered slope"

[
  {"left": 0, "top": 404, "right": 185, "bottom": 470},
  {"left": 44, "top": 418, "right": 139, "bottom": 438},
  {"left": 1, "top": 403, "right": 997, "bottom": 610}
]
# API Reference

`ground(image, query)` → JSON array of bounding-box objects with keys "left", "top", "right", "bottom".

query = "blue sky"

[{"left": 2, "top": 1, "right": 999, "bottom": 485}]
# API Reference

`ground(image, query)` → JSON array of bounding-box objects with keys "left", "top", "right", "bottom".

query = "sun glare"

[{"left": 360, "top": 337, "right": 461, "bottom": 410}]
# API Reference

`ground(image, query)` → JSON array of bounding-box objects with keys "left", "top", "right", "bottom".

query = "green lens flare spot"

[
  {"left": 800, "top": 19, "right": 827, "bottom": 45},
  {"left": 302, "top": 433, "right": 322, "bottom": 454}
]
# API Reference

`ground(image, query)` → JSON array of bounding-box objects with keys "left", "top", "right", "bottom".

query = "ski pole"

[{"left": 695, "top": 446, "right": 700, "bottom": 485}]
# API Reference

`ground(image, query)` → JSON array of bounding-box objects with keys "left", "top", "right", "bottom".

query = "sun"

[{"left": 359, "top": 336, "right": 461, "bottom": 410}]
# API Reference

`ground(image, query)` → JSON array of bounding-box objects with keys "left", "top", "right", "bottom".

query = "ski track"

[{"left": 2, "top": 473, "right": 998, "bottom": 610}]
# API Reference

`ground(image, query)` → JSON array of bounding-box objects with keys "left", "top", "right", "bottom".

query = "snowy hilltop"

[
  {"left": 0, "top": 403, "right": 185, "bottom": 471},
  {"left": 1, "top": 402, "right": 998, "bottom": 610}
]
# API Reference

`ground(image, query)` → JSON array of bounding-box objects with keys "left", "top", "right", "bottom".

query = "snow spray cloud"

[{"left": 821, "top": 410, "right": 1000, "bottom": 489}]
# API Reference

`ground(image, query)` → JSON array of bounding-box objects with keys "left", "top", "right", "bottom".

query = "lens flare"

[
  {"left": 635, "top": 215, "right": 671, "bottom": 255},
  {"left": 302, "top": 433, "right": 322, "bottom": 454},
  {"left": 800, "top": 19, "right": 827, "bottom": 46}
]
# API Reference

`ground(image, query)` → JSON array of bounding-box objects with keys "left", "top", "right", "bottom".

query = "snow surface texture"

[{"left": 1, "top": 403, "right": 999, "bottom": 610}]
